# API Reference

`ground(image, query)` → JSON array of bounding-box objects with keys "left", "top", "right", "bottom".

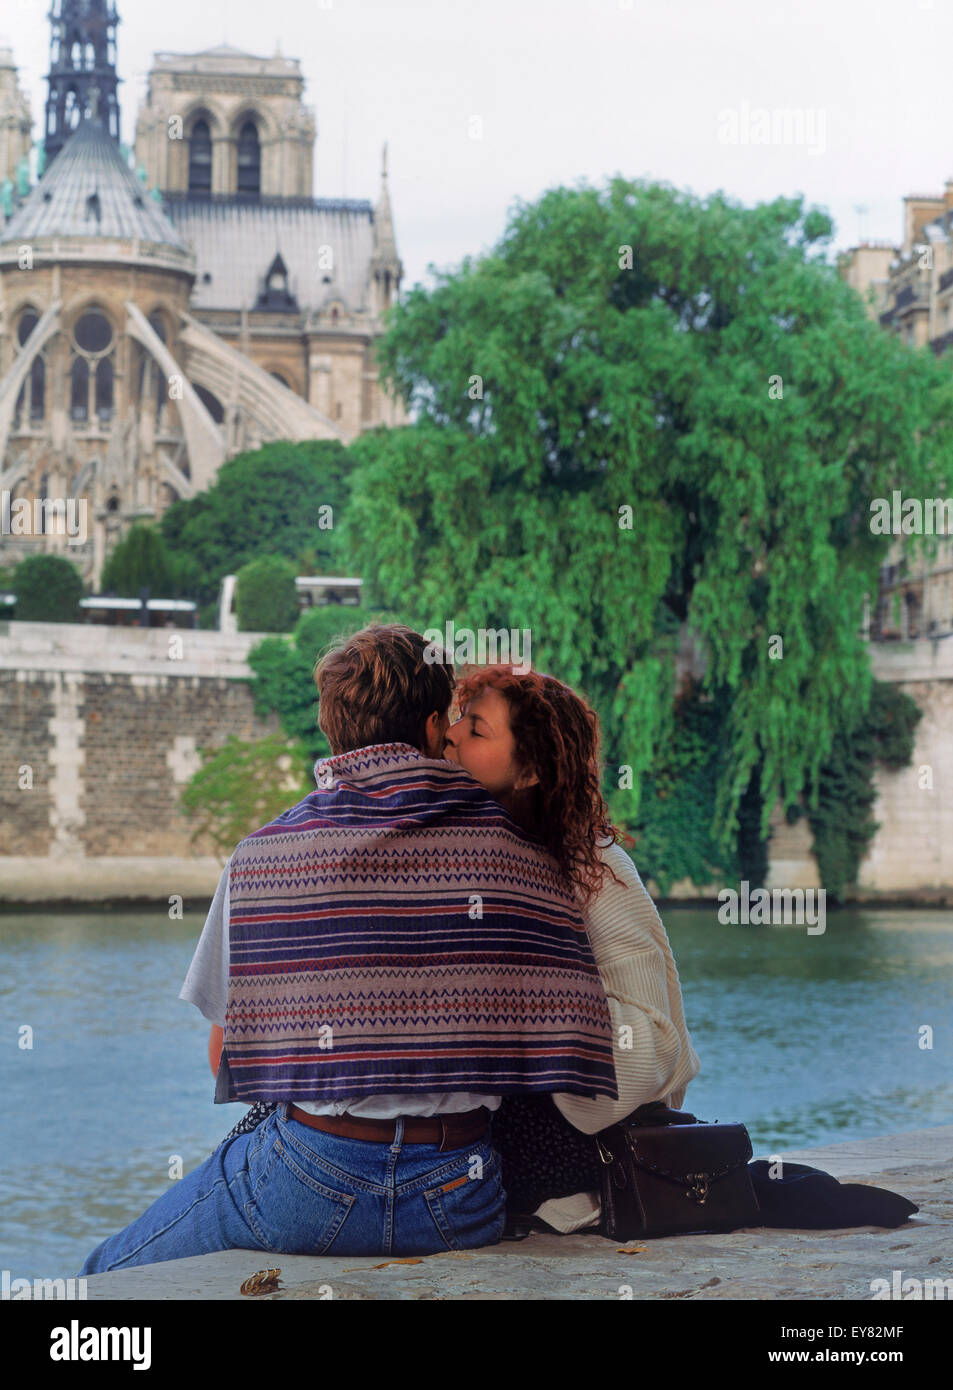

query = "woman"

[{"left": 442, "top": 663, "right": 700, "bottom": 1234}]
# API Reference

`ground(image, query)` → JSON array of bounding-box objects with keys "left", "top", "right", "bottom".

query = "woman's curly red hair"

[{"left": 453, "top": 664, "right": 622, "bottom": 905}]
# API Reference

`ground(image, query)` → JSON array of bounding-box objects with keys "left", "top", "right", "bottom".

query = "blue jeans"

[{"left": 79, "top": 1104, "right": 506, "bottom": 1273}]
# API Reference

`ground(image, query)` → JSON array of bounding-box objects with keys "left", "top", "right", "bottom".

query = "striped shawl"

[{"left": 219, "top": 742, "right": 617, "bottom": 1103}]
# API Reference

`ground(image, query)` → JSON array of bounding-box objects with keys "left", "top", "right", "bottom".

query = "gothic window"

[
  {"left": 189, "top": 119, "right": 212, "bottom": 193},
  {"left": 70, "top": 40, "right": 81, "bottom": 68},
  {"left": 84, "top": 43, "right": 94, "bottom": 71},
  {"left": 13, "top": 308, "right": 45, "bottom": 427},
  {"left": 71, "top": 308, "right": 114, "bottom": 426},
  {"left": 237, "top": 121, "right": 260, "bottom": 196},
  {"left": 75, "top": 310, "right": 112, "bottom": 353},
  {"left": 64, "top": 88, "right": 80, "bottom": 131},
  {"left": 29, "top": 359, "right": 46, "bottom": 420},
  {"left": 95, "top": 358, "right": 113, "bottom": 420},
  {"left": 71, "top": 357, "right": 89, "bottom": 421}
]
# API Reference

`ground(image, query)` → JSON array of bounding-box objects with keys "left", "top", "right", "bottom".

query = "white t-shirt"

[{"left": 178, "top": 856, "right": 501, "bottom": 1119}]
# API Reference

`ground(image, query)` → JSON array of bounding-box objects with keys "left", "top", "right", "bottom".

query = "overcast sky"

[{"left": 4, "top": 0, "right": 952, "bottom": 290}]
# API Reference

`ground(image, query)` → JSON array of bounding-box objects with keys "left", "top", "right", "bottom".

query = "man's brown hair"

[{"left": 315, "top": 624, "right": 455, "bottom": 755}]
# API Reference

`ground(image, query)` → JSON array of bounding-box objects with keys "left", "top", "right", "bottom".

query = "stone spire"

[
  {"left": 45, "top": 0, "right": 122, "bottom": 165},
  {"left": 373, "top": 143, "right": 398, "bottom": 261},
  {"left": 370, "top": 142, "right": 402, "bottom": 314}
]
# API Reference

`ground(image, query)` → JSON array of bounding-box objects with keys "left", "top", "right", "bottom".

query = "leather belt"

[{"left": 287, "top": 1103, "right": 490, "bottom": 1151}]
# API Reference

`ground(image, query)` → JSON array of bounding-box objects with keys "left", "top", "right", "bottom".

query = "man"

[{"left": 80, "top": 625, "right": 616, "bottom": 1270}]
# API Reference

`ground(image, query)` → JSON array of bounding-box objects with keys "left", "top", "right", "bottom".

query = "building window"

[
  {"left": 71, "top": 357, "right": 89, "bottom": 420},
  {"left": 74, "top": 310, "right": 112, "bottom": 354},
  {"left": 13, "top": 308, "right": 46, "bottom": 427},
  {"left": 29, "top": 359, "right": 46, "bottom": 420},
  {"left": 256, "top": 252, "right": 298, "bottom": 311},
  {"left": 95, "top": 357, "right": 113, "bottom": 420},
  {"left": 63, "top": 88, "right": 80, "bottom": 132},
  {"left": 71, "top": 308, "right": 114, "bottom": 425},
  {"left": 189, "top": 119, "right": 212, "bottom": 194},
  {"left": 237, "top": 120, "right": 260, "bottom": 195}
]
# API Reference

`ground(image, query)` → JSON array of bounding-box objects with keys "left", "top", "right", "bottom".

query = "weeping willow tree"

[{"left": 337, "top": 177, "right": 951, "bottom": 883}]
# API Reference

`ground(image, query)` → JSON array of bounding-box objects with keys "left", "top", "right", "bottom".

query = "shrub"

[
  {"left": 11, "top": 554, "right": 84, "bottom": 622},
  {"left": 100, "top": 524, "right": 175, "bottom": 598},
  {"left": 235, "top": 555, "right": 299, "bottom": 632}
]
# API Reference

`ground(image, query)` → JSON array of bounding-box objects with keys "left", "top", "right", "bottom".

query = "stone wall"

[
  {"left": 755, "top": 641, "right": 953, "bottom": 902},
  {"left": 2, "top": 622, "right": 951, "bottom": 904},
  {"left": 0, "top": 621, "right": 284, "bottom": 901},
  {"left": 857, "top": 642, "right": 953, "bottom": 899}
]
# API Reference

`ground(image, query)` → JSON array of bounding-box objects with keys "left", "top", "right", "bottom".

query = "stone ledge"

[
  {"left": 76, "top": 1125, "right": 953, "bottom": 1301},
  {"left": 0, "top": 855, "right": 226, "bottom": 903}
]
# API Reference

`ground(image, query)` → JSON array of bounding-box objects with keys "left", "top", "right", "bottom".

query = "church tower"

[{"left": 44, "top": 0, "right": 122, "bottom": 165}]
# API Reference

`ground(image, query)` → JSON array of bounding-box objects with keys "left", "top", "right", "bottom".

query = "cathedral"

[{"left": 0, "top": 2, "right": 406, "bottom": 588}]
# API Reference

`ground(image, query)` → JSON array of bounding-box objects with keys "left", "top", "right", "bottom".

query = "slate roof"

[
  {"left": 162, "top": 195, "right": 375, "bottom": 313},
  {"left": 0, "top": 116, "right": 188, "bottom": 251}
]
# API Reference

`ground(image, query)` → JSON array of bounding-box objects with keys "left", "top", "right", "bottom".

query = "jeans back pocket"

[
  {"left": 245, "top": 1133, "right": 355, "bottom": 1255},
  {"left": 423, "top": 1146, "right": 506, "bottom": 1252}
]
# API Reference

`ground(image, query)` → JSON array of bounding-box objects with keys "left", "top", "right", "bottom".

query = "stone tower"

[
  {"left": 134, "top": 46, "right": 316, "bottom": 199},
  {"left": 44, "top": 0, "right": 122, "bottom": 165},
  {"left": 0, "top": 47, "right": 33, "bottom": 187}
]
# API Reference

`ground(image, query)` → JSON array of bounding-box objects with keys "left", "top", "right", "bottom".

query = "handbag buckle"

[{"left": 686, "top": 1173, "right": 710, "bottom": 1204}]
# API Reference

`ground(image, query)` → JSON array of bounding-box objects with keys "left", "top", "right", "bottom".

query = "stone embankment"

[{"left": 78, "top": 1125, "right": 953, "bottom": 1301}]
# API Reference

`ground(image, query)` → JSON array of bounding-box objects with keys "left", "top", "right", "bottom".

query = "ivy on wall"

[{"left": 801, "top": 681, "right": 922, "bottom": 901}]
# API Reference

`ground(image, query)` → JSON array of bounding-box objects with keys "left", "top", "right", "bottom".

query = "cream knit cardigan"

[{"left": 533, "top": 840, "right": 701, "bottom": 1233}]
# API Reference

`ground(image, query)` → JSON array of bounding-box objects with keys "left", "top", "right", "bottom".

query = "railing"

[{"left": 162, "top": 192, "right": 373, "bottom": 215}]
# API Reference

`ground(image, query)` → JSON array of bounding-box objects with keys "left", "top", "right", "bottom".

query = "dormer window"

[{"left": 255, "top": 252, "right": 298, "bottom": 312}]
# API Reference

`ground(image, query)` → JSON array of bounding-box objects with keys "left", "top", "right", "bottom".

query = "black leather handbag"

[{"left": 597, "top": 1100, "right": 761, "bottom": 1239}]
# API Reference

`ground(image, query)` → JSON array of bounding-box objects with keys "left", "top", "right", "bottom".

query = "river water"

[{"left": 1, "top": 904, "right": 951, "bottom": 1279}]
